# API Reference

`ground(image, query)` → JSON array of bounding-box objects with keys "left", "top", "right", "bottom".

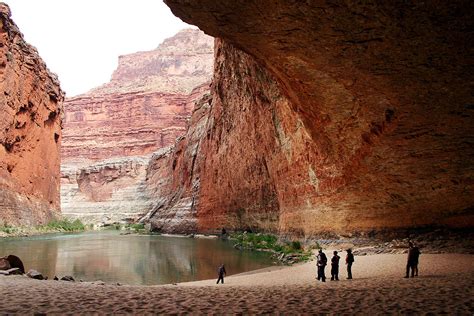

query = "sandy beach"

[{"left": 0, "top": 251, "right": 473, "bottom": 314}]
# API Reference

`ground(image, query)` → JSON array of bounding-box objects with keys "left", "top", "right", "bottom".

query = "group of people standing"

[
  {"left": 316, "top": 249, "right": 354, "bottom": 282},
  {"left": 217, "top": 241, "right": 420, "bottom": 284},
  {"left": 316, "top": 242, "right": 421, "bottom": 282}
]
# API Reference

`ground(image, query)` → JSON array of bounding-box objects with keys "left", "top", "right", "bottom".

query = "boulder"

[
  {"left": 26, "top": 269, "right": 45, "bottom": 280},
  {"left": 60, "top": 275, "right": 75, "bottom": 282},
  {"left": 6, "top": 268, "right": 22, "bottom": 275},
  {"left": 6, "top": 255, "right": 25, "bottom": 273},
  {"left": 0, "top": 268, "right": 22, "bottom": 275},
  {"left": 0, "top": 255, "right": 25, "bottom": 274},
  {"left": 0, "top": 258, "right": 11, "bottom": 271}
]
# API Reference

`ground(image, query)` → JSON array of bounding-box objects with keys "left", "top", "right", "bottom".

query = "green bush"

[
  {"left": 291, "top": 241, "right": 302, "bottom": 251},
  {"left": 273, "top": 244, "right": 283, "bottom": 252},
  {"left": 232, "top": 232, "right": 279, "bottom": 250},
  {"left": 0, "top": 223, "right": 17, "bottom": 234},
  {"left": 43, "top": 218, "right": 85, "bottom": 232},
  {"left": 131, "top": 223, "right": 145, "bottom": 232},
  {"left": 230, "top": 232, "right": 312, "bottom": 263}
]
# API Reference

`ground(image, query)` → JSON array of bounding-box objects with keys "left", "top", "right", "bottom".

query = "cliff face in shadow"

[
  {"left": 149, "top": 1, "right": 473, "bottom": 235},
  {"left": 0, "top": 3, "right": 64, "bottom": 225}
]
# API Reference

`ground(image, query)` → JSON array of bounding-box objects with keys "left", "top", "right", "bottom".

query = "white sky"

[{"left": 6, "top": 0, "right": 192, "bottom": 97}]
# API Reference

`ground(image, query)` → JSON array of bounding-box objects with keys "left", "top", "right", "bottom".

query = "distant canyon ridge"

[
  {"left": 60, "top": 29, "right": 213, "bottom": 224},
  {"left": 1, "top": 2, "right": 472, "bottom": 235}
]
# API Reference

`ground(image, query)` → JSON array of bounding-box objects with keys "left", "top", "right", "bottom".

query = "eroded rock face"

[
  {"left": 158, "top": 1, "right": 473, "bottom": 234},
  {"left": 90, "top": 28, "right": 213, "bottom": 95},
  {"left": 0, "top": 3, "right": 64, "bottom": 225},
  {"left": 61, "top": 83, "right": 210, "bottom": 224},
  {"left": 145, "top": 91, "right": 212, "bottom": 233},
  {"left": 62, "top": 91, "right": 192, "bottom": 162},
  {"left": 61, "top": 29, "right": 213, "bottom": 224},
  {"left": 61, "top": 157, "right": 153, "bottom": 224},
  {"left": 62, "top": 29, "right": 213, "bottom": 163}
]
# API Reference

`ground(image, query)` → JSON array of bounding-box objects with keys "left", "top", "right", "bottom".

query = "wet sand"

[{"left": 0, "top": 252, "right": 472, "bottom": 314}]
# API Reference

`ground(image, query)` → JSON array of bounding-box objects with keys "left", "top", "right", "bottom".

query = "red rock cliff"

[
  {"left": 61, "top": 29, "right": 213, "bottom": 224},
  {"left": 62, "top": 91, "right": 192, "bottom": 162},
  {"left": 155, "top": 1, "right": 473, "bottom": 234},
  {"left": 0, "top": 3, "right": 64, "bottom": 225},
  {"left": 102, "top": 28, "right": 213, "bottom": 95},
  {"left": 62, "top": 29, "right": 213, "bottom": 163},
  {"left": 144, "top": 90, "right": 212, "bottom": 232}
]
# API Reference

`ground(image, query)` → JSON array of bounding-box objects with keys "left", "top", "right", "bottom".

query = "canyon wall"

[
  {"left": 62, "top": 91, "right": 191, "bottom": 162},
  {"left": 153, "top": 1, "right": 474, "bottom": 235},
  {"left": 62, "top": 29, "right": 213, "bottom": 163},
  {"left": 144, "top": 91, "right": 212, "bottom": 233},
  {"left": 61, "top": 29, "right": 213, "bottom": 224},
  {"left": 0, "top": 3, "right": 64, "bottom": 226},
  {"left": 61, "top": 156, "right": 153, "bottom": 224},
  {"left": 91, "top": 28, "right": 213, "bottom": 95}
]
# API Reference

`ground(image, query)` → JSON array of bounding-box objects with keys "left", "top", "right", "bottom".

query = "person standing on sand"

[
  {"left": 405, "top": 241, "right": 420, "bottom": 278},
  {"left": 216, "top": 264, "right": 226, "bottom": 284},
  {"left": 346, "top": 249, "right": 354, "bottom": 279},
  {"left": 316, "top": 249, "right": 327, "bottom": 282},
  {"left": 412, "top": 244, "right": 421, "bottom": 276},
  {"left": 330, "top": 251, "right": 340, "bottom": 281}
]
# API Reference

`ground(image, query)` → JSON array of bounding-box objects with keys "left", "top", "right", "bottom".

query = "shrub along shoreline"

[
  {"left": 0, "top": 218, "right": 86, "bottom": 237},
  {"left": 230, "top": 232, "right": 314, "bottom": 265}
]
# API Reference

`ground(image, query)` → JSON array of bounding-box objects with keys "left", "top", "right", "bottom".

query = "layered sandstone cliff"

[
  {"left": 90, "top": 28, "right": 213, "bottom": 96},
  {"left": 61, "top": 29, "right": 213, "bottom": 224},
  {"left": 0, "top": 3, "right": 64, "bottom": 226},
  {"left": 61, "top": 156, "right": 153, "bottom": 224},
  {"left": 62, "top": 29, "right": 213, "bottom": 163},
  {"left": 144, "top": 91, "right": 212, "bottom": 232},
  {"left": 62, "top": 81, "right": 210, "bottom": 163},
  {"left": 61, "top": 83, "right": 210, "bottom": 224},
  {"left": 151, "top": 1, "right": 473, "bottom": 235}
]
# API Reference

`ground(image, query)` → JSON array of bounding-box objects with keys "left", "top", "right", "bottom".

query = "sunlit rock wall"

[
  {"left": 62, "top": 29, "right": 213, "bottom": 163},
  {"left": 61, "top": 82, "right": 210, "bottom": 225},
  {"left": 61, "top": 156, "right": 153, "bottom": 224},
  {"left": 0, "top": 3, "right": 64, "bottom": 225}
]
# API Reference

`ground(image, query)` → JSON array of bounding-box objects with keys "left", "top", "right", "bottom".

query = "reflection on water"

[{"left": 0, "top": 231, "right": 276, "bottom": 285}]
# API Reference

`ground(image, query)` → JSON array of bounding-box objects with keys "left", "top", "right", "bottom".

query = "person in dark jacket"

[
  {"left": 412, "top": 245, "right": 421, "bottom": 276},
  {"left": 216, "top": 264, "right": 226, "bottom": 284},
  {"left": 316, "top": 249, "right": 327, "bottom": 282},
  {"left": 346, "top": 249, "right": 354, "bottom": 279},
  {"left": 405, "top": 242, "right": 421, "bottom": 278},
  {"left": 330, "top": 251, "right": 340, "bottom": 281}
]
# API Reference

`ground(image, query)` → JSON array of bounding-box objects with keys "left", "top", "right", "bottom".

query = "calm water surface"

[{"left": 0, "top": 231, "right": 276, "bottom": 285}]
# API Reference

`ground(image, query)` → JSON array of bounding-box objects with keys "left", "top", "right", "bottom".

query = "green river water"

[{"left": 0, "top": 231, "right": 276, "bottom": 285}]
